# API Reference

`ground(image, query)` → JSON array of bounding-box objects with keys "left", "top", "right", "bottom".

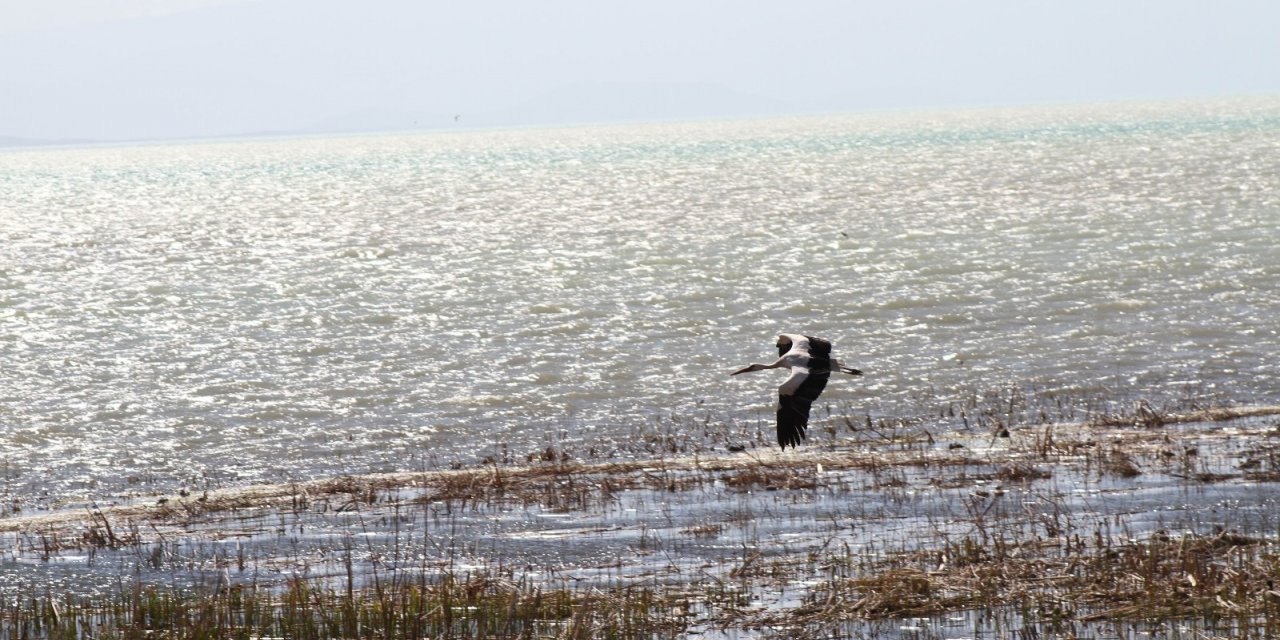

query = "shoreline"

[
  {"left": 6, "top": 403, "right": 1280, "bottom": 537},
  {"left": 4, "top": 403, "right": 1280, "bottom": 636},
  {"left": 9, "top": 404, "right": 1278, "bottom": 536}
]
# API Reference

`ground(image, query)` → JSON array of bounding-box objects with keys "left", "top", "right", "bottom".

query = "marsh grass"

[
  {"left": 7, "top": 390, "right": 1280, "bottom": 639},
  {"left": 788, "top": 529, "right": 1280, "bottom": 636},
  {"left": 2, "top": 572, "right": 689, "bottom": 640}
]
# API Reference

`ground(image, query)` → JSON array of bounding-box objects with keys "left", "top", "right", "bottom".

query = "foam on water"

[{"left": 2, "top": 98, "right": 1279, "bottom": 506}]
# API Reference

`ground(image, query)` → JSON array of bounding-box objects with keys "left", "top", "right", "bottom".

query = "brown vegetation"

[{"left": 5, "top": 397, "right": 1280, "bottom": 638}]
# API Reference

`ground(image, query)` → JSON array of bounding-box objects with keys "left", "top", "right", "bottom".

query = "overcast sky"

[{"left": 2, "top": 0, "right": 1278, "bottom": 142}]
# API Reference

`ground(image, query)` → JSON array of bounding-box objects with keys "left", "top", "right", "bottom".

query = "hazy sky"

[{"left": 2, "top": 0, "right": 1278, "bottom": 141}]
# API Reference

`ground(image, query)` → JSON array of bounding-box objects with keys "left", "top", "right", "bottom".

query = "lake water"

[{"left": 2, "top": 98, "right": 1279, "bottom": 509}]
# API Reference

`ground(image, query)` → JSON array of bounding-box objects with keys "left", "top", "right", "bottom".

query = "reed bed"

[
  {"left": 787, "top": 530, "right": 1280, "bottom": 633},
  {"left": 2, "top": 573, "right": 689, "bottom": 639},
  {"left": 5, "top": 390, "right": 1280, "bottom": 638}
]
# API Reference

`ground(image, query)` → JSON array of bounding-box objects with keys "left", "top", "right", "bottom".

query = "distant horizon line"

[{"left": 3, "top": 92, "right": 1276, "bottom": 152}]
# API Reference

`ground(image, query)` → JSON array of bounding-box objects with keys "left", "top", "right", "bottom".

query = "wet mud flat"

[{"left": 6, "top": 405, "right": 1280, "bottom": 638}]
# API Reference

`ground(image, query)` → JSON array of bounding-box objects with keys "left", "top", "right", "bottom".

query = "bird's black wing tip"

[
  {"left": 777, "top": 430, "right": 806, "bottom": 450},
  {"left": 777, "top": 395, "right": 811, "bottom": 450}
]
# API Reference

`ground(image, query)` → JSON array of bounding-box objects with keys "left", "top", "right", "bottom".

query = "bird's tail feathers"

[{"left": 829, "top": 357, "right": 862, "bottom": 376}]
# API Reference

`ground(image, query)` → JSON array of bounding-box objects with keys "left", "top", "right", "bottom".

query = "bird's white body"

[
  {"left": 731, "top": 333, "right": 863, "bottom": 449},
  {"left": 738, "top": 333, "right": 852, "bottom": 395},
  {"left": 775, "top": 334, "right": 815, "bottom": 396}
]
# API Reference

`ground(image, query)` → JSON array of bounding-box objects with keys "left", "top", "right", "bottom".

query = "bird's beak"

[{"left": 730, "top": 365, "right": 754, "bottom": 376}]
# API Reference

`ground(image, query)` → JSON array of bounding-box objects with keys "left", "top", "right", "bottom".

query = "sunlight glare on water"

[{"left": 2, "top": 98, "right": 1279, "bottom": 505}]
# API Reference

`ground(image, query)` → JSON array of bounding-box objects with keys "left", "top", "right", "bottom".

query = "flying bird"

[{"left": 731, "top": 334, "right": 863, "bottom": 449}]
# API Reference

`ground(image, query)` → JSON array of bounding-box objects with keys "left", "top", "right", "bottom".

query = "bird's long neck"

[{"left": 731, "top": 360, "right": 785, "bottom": 376}]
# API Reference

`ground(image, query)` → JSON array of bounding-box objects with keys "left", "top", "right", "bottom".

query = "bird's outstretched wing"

[
  {"left": 777, "top": 395, "right": 809, "bottom": 449},
  {"left": 776, "top": 366, "right": 831, "bottom": 449},
  {"left": 805, "top": 335, "right": 832, "bottom": 358}
]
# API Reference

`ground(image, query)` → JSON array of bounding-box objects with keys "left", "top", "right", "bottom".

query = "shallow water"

[
  {"left": 5, "top": 416, "right": 1280, "bottom": 639},
  {"left": 2, "top": 98, "right": 1279, "bottom": 507}
]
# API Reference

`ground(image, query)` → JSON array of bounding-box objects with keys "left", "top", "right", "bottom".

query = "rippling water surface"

[{"left": 3, "top": 99, "right": 1279, "bottom": 506}]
